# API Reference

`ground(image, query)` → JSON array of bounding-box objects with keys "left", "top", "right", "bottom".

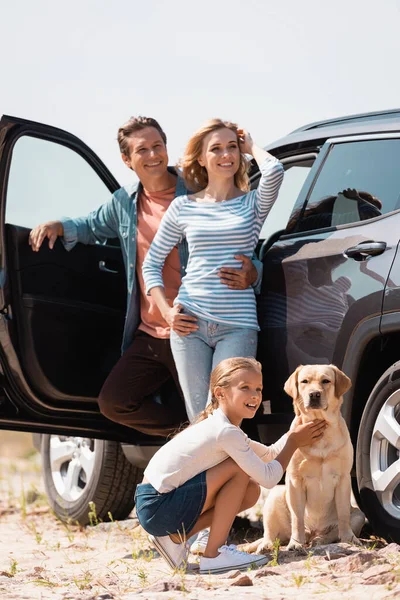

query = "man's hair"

[{"left": 117, "top": 116, "right": 167, "bottom": 157}]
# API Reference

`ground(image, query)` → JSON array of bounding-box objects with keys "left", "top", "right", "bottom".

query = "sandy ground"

[{"left": 0, "top": 435, "right": 400, "bottom": 599}]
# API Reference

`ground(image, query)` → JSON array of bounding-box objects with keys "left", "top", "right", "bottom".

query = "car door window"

[
  {"left": 259, "top": 157, "right": 315, "bottom": 241},
  {"left": 293, "top": 139, "right": 400, "bottom": 234},
  {"left": 6, "top": 136, "right": 112, "bottom": 228}
]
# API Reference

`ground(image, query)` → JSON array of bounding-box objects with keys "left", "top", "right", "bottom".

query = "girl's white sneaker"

[
  {"left": 190, "top": 528, "right": 210, "bottom": 554},
  {"left": 149, "top": 534, "right": 189, "bottom": 570},
  {"left": 199, "top": 544, "right": 268, "bottom": 574}
]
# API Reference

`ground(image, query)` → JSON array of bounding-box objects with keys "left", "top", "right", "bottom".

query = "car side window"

[
  {"left": 292, "top": 139, "right": 400, "bottom": 234},
  {"left": 6, "top": 136, "right": 112, "bottom": 228},
  {"left": 258, "top": 157, "right": 315, "bottom": 241}
]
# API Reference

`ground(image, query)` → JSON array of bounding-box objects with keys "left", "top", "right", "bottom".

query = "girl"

[
  {"left": 142, "top": 120, "right": 284, "bottom": 423},
  {"left": 135, "top": 357, "right": 326, "bottom": 574}
]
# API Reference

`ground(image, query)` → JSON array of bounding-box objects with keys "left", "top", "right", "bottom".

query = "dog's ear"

[
  {"left": 284, "top": 365, "right": 303, "bottom": 415},
  {"left": 331, "top": 365, "right": 351, "bottom": 397}
]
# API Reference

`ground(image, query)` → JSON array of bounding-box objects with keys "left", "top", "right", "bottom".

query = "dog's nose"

[{"left": 309, "top": 391, "right": 321, "bottom": 401}]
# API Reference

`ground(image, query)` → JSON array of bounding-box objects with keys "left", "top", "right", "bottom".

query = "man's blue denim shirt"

[{"left": 61, "top": 171, "right": 262, "bottom": 353}]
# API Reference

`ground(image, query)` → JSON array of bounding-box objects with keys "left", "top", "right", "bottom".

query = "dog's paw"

[
  {"left": 310, "top": 535, "right": 335, "bottom": 547},
  {"left": 237, "top": 540, "right": 263, "bottom": 553},
  {"left": 340, "top": 534, "right": 360, "bottom": 546},
  {"left": 310, "top": 536, "right": 323, "bottom": 547},
  {"left": 256, "top": 540, "right": 274, "bottom": 554},
  {"left": 237, "top": 539, "right": 273, "bottom": 554},
  {"left": 236, "top": 542, "right": 251, "bottom": 552},
  {"left": 286, "top": 539, "right": 308, "bottom": 554}
]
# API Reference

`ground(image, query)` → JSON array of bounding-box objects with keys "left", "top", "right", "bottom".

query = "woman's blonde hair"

[
  {"left": 179, "top": 119, "right": 250, "bottom": 193},
  {"left": 194, "top": 357, "right": 262, "bottom": 424}
]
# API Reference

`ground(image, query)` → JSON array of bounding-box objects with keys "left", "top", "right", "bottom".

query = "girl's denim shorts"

[{"left": 135, "top": 471, "right": 207, "bottom": 537}]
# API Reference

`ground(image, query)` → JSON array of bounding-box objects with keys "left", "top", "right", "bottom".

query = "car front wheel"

[
  {"left": 41, "top": 434, "right": 143, "bottom": 525},
  {"left": 356, "top": 361, "right": 400, "bottom": 542}
]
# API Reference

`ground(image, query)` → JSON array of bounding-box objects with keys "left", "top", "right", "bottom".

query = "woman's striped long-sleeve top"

[{"left": 142, "top": 156, "right": 284, "bottom": 330}]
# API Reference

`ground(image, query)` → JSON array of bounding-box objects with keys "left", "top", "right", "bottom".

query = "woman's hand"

[
  {"left": 238, "top": 128, "right": 277, "bottom": 166},
  {"left": 163, "top": 304, "right": 198, "bottom": 336},
  {"left": 237, "top": 128, "right": 255, "bottom": 155},
  {"left": 289, "top": 419, "right": 327, "bottom": 447}
]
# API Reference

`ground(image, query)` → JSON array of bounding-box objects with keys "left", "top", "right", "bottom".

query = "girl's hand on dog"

[{"left": 290, "top": 419, "right": 327, "bottom": 447}]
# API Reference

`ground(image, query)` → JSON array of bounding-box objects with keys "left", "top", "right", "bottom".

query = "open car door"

[{"left": 0, "top": 115, "right": 141, "bottom": 442}]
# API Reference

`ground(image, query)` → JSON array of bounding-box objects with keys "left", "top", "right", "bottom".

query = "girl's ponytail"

[{"left": 193, "top": 396, "right": 219, "bottom": 424}]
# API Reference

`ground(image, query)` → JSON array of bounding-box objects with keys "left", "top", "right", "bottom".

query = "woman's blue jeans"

[{"left": 170, "top": 315, "right": 258, "bottom": 422}]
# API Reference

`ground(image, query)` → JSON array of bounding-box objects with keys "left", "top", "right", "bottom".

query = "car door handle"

[
  {"left": 344, "top": 241, "right": 387, "bottom": 260},
  {"left": 99, "top": 260, "right": 119, "bottom": 274}
]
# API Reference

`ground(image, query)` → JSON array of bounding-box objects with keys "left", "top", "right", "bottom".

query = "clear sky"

[{"left": 2, "top": 0, "right": 400, "bottom": 189}]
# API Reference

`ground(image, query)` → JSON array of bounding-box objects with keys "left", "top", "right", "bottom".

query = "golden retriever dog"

[{"left": 242, "top": 364, "right": 365, "bottom": 553}]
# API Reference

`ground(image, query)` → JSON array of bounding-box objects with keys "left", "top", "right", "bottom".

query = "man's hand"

[
  {"left": 29, "top": 221, "right": 64, "bottom": 252},
  {"left": 163, "top": 304, "right": 198, "bottom": 336},
  {"left": 219, "top": 254, "right": 257, "bottom": 290}
]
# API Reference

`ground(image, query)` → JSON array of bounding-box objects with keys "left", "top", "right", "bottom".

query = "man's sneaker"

[
  {"left": 148, "top": 534, "right": 189, "bottom": 570},
  {"left": 199, "top": 544, "right": 268, "bottom": 574},
  {"left": 190, "top": 528, "right": 210, "bottom": 555}
]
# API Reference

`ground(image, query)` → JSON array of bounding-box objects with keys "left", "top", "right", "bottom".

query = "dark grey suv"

[{"left": 0, "top": 110, "right": 400, "bottom": 541}]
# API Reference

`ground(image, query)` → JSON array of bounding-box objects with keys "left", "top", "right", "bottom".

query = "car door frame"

[{"left": 0, "top": 115, "right": 139, "bottom": 442}]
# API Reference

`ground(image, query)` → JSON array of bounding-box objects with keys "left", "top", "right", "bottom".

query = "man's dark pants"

[{"left": 98, "top": 330, "right": 188, "bottom": 436}]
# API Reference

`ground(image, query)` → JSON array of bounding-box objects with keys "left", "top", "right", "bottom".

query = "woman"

[{"left": 142, "top": 119, "right": 284, "bottom": 421}]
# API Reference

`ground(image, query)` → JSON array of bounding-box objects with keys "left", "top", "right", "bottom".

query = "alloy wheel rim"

[
  {"left": 370, "top": 389, "right": 400, "bottom": 519},
  {"left": 49, "top": 436, "right": 96, "bottom": 502}
]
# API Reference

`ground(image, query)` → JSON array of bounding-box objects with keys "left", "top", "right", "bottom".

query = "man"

[{"left": 29, "top": 117, "right": 261, "bottom": 438}]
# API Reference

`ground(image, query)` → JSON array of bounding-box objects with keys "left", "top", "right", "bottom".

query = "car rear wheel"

[
  {"left": 356, "top": 361, "right": 400, "bottom": 542},
  {"left": 41, "top": 434, "right": 143, "bottom": 525}
]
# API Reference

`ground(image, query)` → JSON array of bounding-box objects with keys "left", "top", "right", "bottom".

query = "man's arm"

[{"left": 29, "top": 196, "right": 120, "bottom": 252}]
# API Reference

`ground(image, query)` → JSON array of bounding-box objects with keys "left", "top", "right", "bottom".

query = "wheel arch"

[{"left": 341, "top": 314, "right": 400, "bottom": 447}]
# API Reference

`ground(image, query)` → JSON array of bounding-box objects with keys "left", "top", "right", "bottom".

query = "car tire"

[
  {"left": 41, "top": 434, "right": 143, "bottom": 525},
  {"left": 356, "top": 361, "right": 400, "bottom": 542}
]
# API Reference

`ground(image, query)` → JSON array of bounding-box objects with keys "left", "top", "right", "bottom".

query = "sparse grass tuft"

[
  {"left": 137, "top": 568, "right": 148, "bottom": 587},
  {"left": 20, "top": 478, "right": 27, "bottom": 519},
  {"left": 174, "top": 562, "right": 189, "bottom": 592},
  {"left": 88, "top": 501, "right": 100, "bottom": 527},
  {"left": 267, "top": 538, "right": 280, "bottom": 566},
  {"left": 304, "top": 550, "right": 315, "bottom": 570},
  {"left": 51, "top": 507, "right": 76, "bottom": 542},
  {"left": 73, "top": 569, "right": 93, "bottom": 590},
  {"left": 8, "top": 558, "right": 18, "bottom": 577},
  {"left": 32, "top": 577, "right": 58, "bottom": 588},
  {"left": 292, "top": 573, "right": 308, "bottom": 587},
  {"left": 27, "top": 521, "right": 43, "bottom": 544}
]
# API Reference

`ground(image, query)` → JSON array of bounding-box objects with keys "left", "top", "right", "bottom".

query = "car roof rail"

[{"left": 290, "top": 108, "right": 400, "bottom": 134}]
